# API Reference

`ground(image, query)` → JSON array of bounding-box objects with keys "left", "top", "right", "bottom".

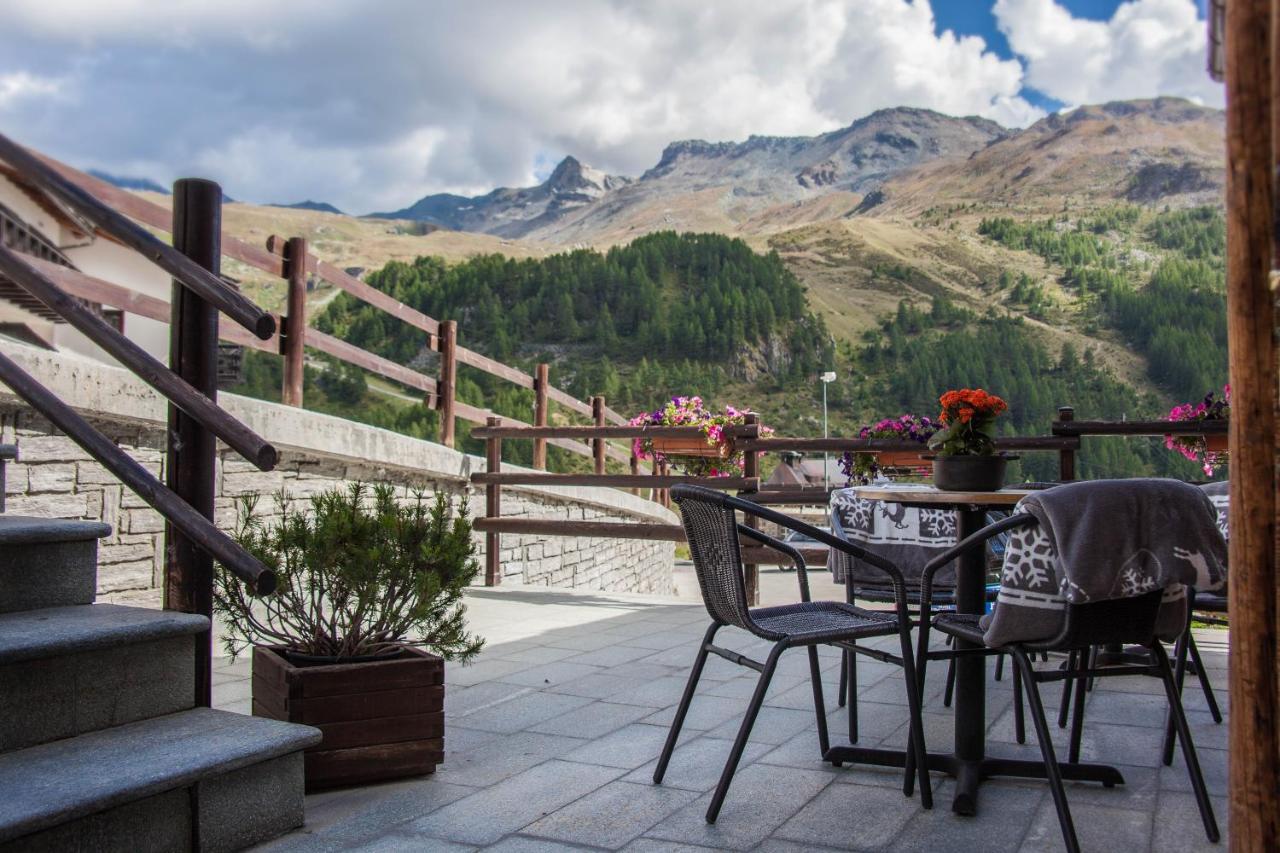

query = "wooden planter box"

[
  {"left": 876, "top": 450, "right": 929, "bottom": 468},
  {"left": 1203, "top": 433, "right": 1228, "bottom": 453},
  {"left": 650, "top": 435, "right": 728, "bottom": 458},
  {"left": 252, "top": 645, "right": 444, "bottom": 791}
]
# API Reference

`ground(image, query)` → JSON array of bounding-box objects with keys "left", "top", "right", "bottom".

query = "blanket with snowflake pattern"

[{"left": 980, "top": 478, "right": 1227, "bottom": 647}]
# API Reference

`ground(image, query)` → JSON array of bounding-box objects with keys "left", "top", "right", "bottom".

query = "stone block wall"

[{"left": 0, "top": 347, "right": 677, "bottom": 602}]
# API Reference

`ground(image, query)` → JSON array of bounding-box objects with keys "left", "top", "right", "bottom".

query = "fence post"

[
  {"left": 742, "top": 413, "right": 761, "bottom": 605},
  {"left": 533, "top": 363, "right": 549, "bottom": 469},
  {"left": 280, "top": 236, "right": 307, "bottom": 407},
  {"left": 592, "top": 396, "right": 606, "bottom": 474},
  {"left": 438, "top": 320, "right": 457, "bottom": 448},
  {"left": 164, "top": 178, "right": 221, "bottom": 708},
  {"left": 484, "top": 416, "right": 502, "bottom": 586},
  {"left": 630, "top": 452, "right": 640, "bottom": 496},
  {"left": 1056, "top": 406, "right": 1076, "bottom": 482}
]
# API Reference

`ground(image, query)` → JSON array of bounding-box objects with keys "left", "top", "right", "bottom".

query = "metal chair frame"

[
  {"left": 910, "top": 513, "right": 1219, "bottom": 853},
  {"left": 655, "top": 485, "right": 932, "bottom": 823}
]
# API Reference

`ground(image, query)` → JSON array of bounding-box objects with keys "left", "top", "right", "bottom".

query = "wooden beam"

[
  {"left": 306, "top": 329, "right": 437, "bottom": 397},
  {"left": 484, "top": 417, "right": 502, "bottom": 586},
  {"left": 437, "top": 320, "right": 457, "bottom": 448},
  {"left": 474, "top": 517, "right": 685, "bottom": 541},
  {"left": 280, "top": 237, "right": 306, "bottom": 407},
  {"left": 471, "top": 424, "right": 711, "bottom": 440},
  {"left": 532, "top": 363, "right": 549, "bottom": 470},
  {"left": 1224, "top": 0, "right": 1280, "bottom": 846},
  {"left": 471, "top": 472, "right": 759, "bottom": 490},
  {"left": 592, "top": 396, "right": 606, "bottom": 475}
]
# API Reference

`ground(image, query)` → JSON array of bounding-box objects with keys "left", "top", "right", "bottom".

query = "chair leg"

[
  {"left": 1151, "top": 643, "right": 1220, "bottom": 843},
  {"left": 1085, "top": 645, "right": 1098, "bottom": 692},
  {"left": 1012, "top": 648, "right": 1080, "bottom": 853},
  {"left": 1186, "top": 632, "right": 1223, "bottom": 723},
  {"left": 654, "top": 623, "right": 718, "bottom": 785},
  {"left": 808, "top": 645, "right": 830, "bottom": 757},
  {"left": 896, "top": 627, "right": 933, "bottom": 810},
  {"left": 706, "top": 642, "right": 784, "bottom": 823},
  {"left": 1012, "top": 660, "right": 1026, "bottom": 744},
  {"left": 1162, "top": 630, "right": 1192, "bottom": 767},
  {"left": 943, "top": 640, "right": 957, "bottom": 708},
  {"left": 837, "top": 650, "right": 847, "bottom": 708},
  {"left": 847, "top": 647, "right": 859, "bottom": 743},
  {"left": 995, "top": 652, "right": 1005, "bottom": 682},
  {"left": 1057, "top": 649, "right": 1077, "bottom": 729},
  {"left": 1068, "top": 647, "right": 1088, "bottom": 765}
]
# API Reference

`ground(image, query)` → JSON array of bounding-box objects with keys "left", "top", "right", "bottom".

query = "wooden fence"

[{"left": 29, "top": 150, "right": 633, "bottom": 466}]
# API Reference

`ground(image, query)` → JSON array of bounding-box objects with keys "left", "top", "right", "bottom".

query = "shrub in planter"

[{"left": 214, "top": 483, "right": 482, "bottom": 789}]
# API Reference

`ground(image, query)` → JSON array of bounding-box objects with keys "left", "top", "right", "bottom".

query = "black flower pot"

[{"left": 932, "top": 454, "right": 1010, "bottom": 491}]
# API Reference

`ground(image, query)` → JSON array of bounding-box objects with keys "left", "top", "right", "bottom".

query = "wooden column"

[
  {"left": 742, "top": 413, "right": 761, "bottom": 606},
  {"left": 164, "top": 179, "right": 221, "bottom": 709},
  {"left": 1225, "top": 0, "right": 1280, "bottom": 846},
  {"left": 1057, "top": 406, "right": 1076, "bottom": 481},
  {"left": 484, "top": 416, "right": 502, "bottom": 586},
  {"left": 280, "top": 236, "right": 307, "bottom": 407},
  {"left": 630, "top": 452, "right": 641, "bottom": 496},
  {"left": 532, "top": 363, "right": 549, "bottom": 469},
  {"left": 592, "top": 396, "right": 606, "bottom": 474},
  {"left": 437, "top": 320, "right": 457, "bottom": 448}
]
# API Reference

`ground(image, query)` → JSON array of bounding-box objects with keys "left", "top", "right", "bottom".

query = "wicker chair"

[
  {"left": 655, "top": 485, "right": 932, "bottom": 823},
  {"left": 911, "top": 513, "right": 1219, "bottom": 853}
]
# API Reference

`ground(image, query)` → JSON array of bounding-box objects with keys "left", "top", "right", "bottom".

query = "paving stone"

[
  {"left": 774, "top": 779, "right": 926, "bottom": 850},
  {"left": 604, "top": 676, "right": 697, "bottom": 709},
  {"left": 562, "top": 644, "right": 658, "bottom": 668},
  {"left": 409, "top": 760, "right": 625, "bottom": 846},
  {"left": 1149, "top": 791, "right": 1227, "bottom": 852},
  {"left": 438, "top": 729, "right": 588, "bottom": 789},
  {"left": 448, "top": 659, "right": 530, "bottom": 687},
  {"left": 547, "top": 672, "right": 643, "bottom": 701},
  {"left": 455, "top": 691, "right": 595, "bottom": 735},
  {"left": 497, "top": 661, "right": 604, "bottom": 688},
  {"left": 1158, "top": 747, "right": 1227, "bottom": 795},
  {"left": 621, "top": 839, "right": 724, "bottom": 853},
  {"left": 1019, "top": 796, "right": 1152, "bottom": 853},
  {"left": 563, "top": 723, "right": 683, "bottom": 770},
  {"left": 489, "top": 646, "right": 584, "bottom": 665},
  {"left": 642, "top": 695, "right": 756, "bottom": 732},
  {"left": 446, "top": 681, "right": 533, "bottom": 717},
  {"left": 701, "top": 705, "right": 820, "bottom": 746},
  {"left": 522, "top": 780, "right": 698, "bottom": 849},
  {"left": 645, "top": 763, "right": 833, "bottom": 851},
  {"left": 529, "top": 701, "right": 660, "bottom": 740},
  {"left": 623, "top": 735, "right": 772, "bottom": 793},
  {"left": 485, "top": 835, "right": 597, "bottom": 852}
]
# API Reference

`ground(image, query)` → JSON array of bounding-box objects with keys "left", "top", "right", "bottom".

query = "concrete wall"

[{"left": 0, "top": 342, "right": 677, "bottom": 600}]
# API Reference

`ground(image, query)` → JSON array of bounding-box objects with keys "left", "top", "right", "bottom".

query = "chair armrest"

[
  {"left": 918, "top": 512, "right": 1038, "bottom": 613},
  {"left": 737, "top": 523, "right": 809, "bottom": 602}
]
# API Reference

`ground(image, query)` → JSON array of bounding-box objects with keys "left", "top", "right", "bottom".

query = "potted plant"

[
  {"left": 214, "top": 482, "right": 483, "bottom": 791},
  {"left": 630, "top": 396, "right": 769, "bottom": 477},
  {"left": 1165, "top": 384, "right": 1230, "bottom": 475},
  {"left": 839, "top": 414, "right": 937, "bottom": 485},
  {"left": 927, "top": 388, "right": 1011, "bottom": 491}
]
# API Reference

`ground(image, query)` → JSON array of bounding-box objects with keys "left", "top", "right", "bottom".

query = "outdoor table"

[{"left": 822, "top": 484, "right": 1126, "bottom": 815}]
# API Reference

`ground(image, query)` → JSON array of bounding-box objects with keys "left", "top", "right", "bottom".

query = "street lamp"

[{"left": 820, "top": 371, "right": 837, "bottom": 490}]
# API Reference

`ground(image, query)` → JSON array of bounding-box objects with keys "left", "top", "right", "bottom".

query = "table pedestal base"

[{"left": 822, "top": 746, "right": 1125, "bottom": 815}]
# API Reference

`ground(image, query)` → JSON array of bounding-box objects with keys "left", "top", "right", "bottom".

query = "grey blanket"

[
  {"left": 828, "top": 485, "right": 959, "bottom": 592},
  {"left": 982, "top": 479, "right": 1227, "bottom": 647}
]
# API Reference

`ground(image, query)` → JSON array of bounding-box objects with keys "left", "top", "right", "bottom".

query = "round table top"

[{"left": 845, "top": 484, "right": 1034, "bottom": 507}]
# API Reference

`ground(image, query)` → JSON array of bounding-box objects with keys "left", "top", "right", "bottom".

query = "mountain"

[
  {"left": 87, "top": 170, "right": 168, "bottom": 194},
  {"left": 268, "top": 200, "right": 345, "bottom": 215},
  {"left": 369, "top": 108, "right": 1005, "bottom": 243},
  {"left": 366, "top": 156, "right": 631, "bottom": 238}
]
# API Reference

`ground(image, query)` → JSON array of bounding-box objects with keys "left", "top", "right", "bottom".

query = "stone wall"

[{"left": 0, "top": 343, "right": 676, "bottom": 600}]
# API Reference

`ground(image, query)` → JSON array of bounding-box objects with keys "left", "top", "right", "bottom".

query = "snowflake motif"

[
  {"left": 1002, "top": 526, "right": 1055, "bottom": 591},
  {"left": 1119, "top": 566, "right": 1158, "bottom": 598},
  {"left": 919, "top": 509, "right": 956, "bottom": 540}
]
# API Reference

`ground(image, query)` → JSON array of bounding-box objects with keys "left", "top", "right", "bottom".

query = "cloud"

[
  {"left": 0, "top": 71, "right": 63, "bottom": 108},
  {"left": 994, "top": 0, "right": 1222, "bottom": 108},
  {"left": 0, "top": 1, "right": 1215, "bottom": 214}
]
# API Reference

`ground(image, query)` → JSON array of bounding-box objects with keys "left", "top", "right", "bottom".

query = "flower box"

[
  {"left": 253, "top": 644, "right": 445, "bottom": 791},
  {"left": 1203, "top": 434, "right": 1228, "bottom": 453},
  {"left": 649, "top": 435, "right": 730, "bottom": 459},
  {"left": 876, "top": 450, "right": 929, "bottom": 468}
]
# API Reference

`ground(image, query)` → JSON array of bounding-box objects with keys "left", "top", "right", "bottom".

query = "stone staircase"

[{"left": 0, "top": 512, "right": 322, "bottom": 852}]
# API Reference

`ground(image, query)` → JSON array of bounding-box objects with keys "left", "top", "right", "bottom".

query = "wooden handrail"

[
  {"left": 0, "top": 349, "right": 275, "bottom": 594},
  {"left": 471, "top": 424, "right": 711, "bottom": 440},
  {"left": 0, "top": 244, "right": 278, "bottom": 471},
  {"left": 0, "top": 134, "right": 276, "bottom": 339},
  {"left": 735, "top": 435, "right": 1081, "bottom": 452},
  {"left": 472, "top": 472, "right": 759, "bottom": 490},
  {"left": 306, "top": 328, "right": 438, "bottom": 397},
  {"left": 1052, "top": 419, "right": 1228, "bottom": 437}
]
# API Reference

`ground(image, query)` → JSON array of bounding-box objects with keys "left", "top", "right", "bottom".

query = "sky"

[{"left": 0, "top": 0, "right": 1222, "bottom": 214}]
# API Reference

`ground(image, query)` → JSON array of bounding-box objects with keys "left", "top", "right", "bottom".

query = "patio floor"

[{"left": 214, "top": 569, "right": 1229, "bottom": 852}]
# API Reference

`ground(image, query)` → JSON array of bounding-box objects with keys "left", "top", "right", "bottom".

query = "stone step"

[
  {"left": 0, "top": 516, "right": 112, "bottom": 613},
  {"left": 0, "top": 707, "right": 322, "bottom": 853},
  {"left": 0, "top": 604, "right": 208, "bottom": 752}
]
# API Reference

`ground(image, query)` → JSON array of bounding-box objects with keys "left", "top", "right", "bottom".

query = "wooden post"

[
  {"left": 437, "top": 320, "right": 457, "bottom": 448},
  {"left": 1225, "top": 0, "right": 1280, "bottom": 846},
  {"left": 592, "top": 396, "right": 606, "bottom": 475},
  {"left": 742, "top": 413, "right": 761, "bottom": 606},
  {"left": 484, "top": 416, "right": 502, "bottom": 586},
  {"left": 532, "top": 363, "right": 549, "bottom": 469},
  {"left": 280, "top": 236, "right": 307, "bottom": 407},
  {"left": 1057, "top": 406, "right": 1076, "bottom": 482},
  {"left": 630, "top": 453, "right": 641, "bottom": 496},
  {"left": 165, "top": 178, "right": 221, "bottom": 709}
]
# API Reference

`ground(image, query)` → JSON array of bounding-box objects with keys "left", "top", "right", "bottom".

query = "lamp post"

[{"left": 820, "top": 371, "right": 836, "bottom": 490}]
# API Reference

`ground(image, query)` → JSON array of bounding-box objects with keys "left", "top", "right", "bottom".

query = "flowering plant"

[
  {"left": 629, "top": 396, "right": 770, "bottom": 477},
  {"left": 927, "top": 388, "right": 1008, "bottom": 456},
  {"left": 1165, "top": 385, "right": 1229, "bottom": 476},
  {"left": 839, "top": 414, "right": 937, "bottom": 484}
]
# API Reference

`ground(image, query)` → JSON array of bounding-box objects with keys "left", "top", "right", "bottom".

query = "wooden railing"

[{"left": 0, "top": 132, "right": 280, "bottom": 707}]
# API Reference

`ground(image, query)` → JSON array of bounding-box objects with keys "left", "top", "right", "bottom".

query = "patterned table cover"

[{"left": 827, "top": 484, "right": 960, "bottom": 592}]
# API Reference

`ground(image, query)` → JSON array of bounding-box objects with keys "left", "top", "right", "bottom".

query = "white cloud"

[
  {"left": 994, "top": 0, "right": 1223, "bottom": 108},
  {"left": 12, "top": 1, "right": 1209, "bottom": 213},
  {"left": 0, "top": 71, "right": 63, "bottom": 108}
]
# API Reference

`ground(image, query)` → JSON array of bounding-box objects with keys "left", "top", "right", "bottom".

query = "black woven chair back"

[
  {"left": 672, "top": 486, "right": 752, "bottom": 631},
  {"left": 1049, "top": 588, "right": 1167, "bottom": 649}
]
